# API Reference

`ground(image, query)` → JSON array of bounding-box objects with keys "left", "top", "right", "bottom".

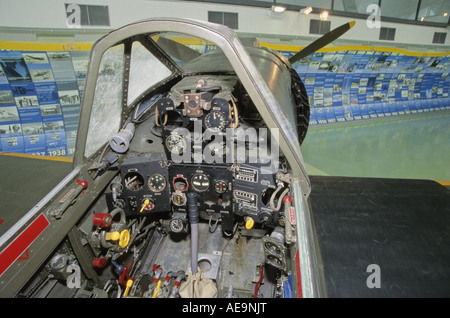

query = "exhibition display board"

[{"left": 0, "top": 41, "right": 449, "bottom": 156}]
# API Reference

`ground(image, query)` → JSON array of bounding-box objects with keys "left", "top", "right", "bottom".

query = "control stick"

[
  {"left": 187, "top": 192, "right": 199, "bottom": 275},
  {"left": 179, "top": 192, "right": 218, "bottom": 297}
]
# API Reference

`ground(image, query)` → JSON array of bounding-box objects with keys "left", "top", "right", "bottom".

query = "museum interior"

[{"left": 0, "top": 0, "right": 448, "bottom": 299}]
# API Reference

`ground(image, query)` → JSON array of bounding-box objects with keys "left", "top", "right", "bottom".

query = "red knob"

[
  {"left": 93, "top": 257, "right": 107, "bottom": 268},
  {"left": 283, "top": 195, "right": 292, "bottom": 203},
  {"left": 92, "top": 213, "right": 112, "bottom": 227},
  {"left": 77, "top": 179, "right": 88, "bottom": 189}
]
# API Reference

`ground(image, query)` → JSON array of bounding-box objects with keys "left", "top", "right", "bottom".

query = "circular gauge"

[
  {"left": 173, "top": 175, "right": 188, "bottom": 192},
  {"left": 124, "top": 172, "right": 144, "bottom": 191},
  {"left": 191, "top": 173, "right": 210, "bottom": 192},
  {"left": 204, "top": 111, "right": 227, "bottom": 132},
  {"left": 165, "top": 134, "right": 186, "bottom": 155},
  {"left": 172, "top": 193, "right": 187, "bottom": 206},
  {"left": 214, "top": 180, "right": 228, "bottom": 194},
  {"left": 169, "top": 218, "right": 185, "bottom": 233},
  {"left": 148, "top": 174, "right": 166, "bottom": 193}
]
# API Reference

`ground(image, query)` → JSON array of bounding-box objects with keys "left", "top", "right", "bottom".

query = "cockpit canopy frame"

[{"left": 74, "top": 17, "right": 311, "bottom": 195}]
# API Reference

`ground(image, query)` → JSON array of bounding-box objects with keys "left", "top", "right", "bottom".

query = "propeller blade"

[
  {"left": 289, "top": 21, "right": 355, "bottom": 65},
  {"left": 156, "top": 37, "right": 202, "bottom": 63}
]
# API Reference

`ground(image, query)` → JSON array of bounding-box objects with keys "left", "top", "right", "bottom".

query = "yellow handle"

[
  {"left": 152, "top": 280, "right": 162, "bottom": 298},
  {"left": 105, "top": 231, "right": 120, "bottom": 241},
  {"left": 123, "top": 279, "right": 133, "bottom": 297},
  {"left": 119, "top": 229, "right": 130, "bottom": 248},
  {"left": 105, "top": 230, "right": 130, "bottom": 248},
  {"left": 140, "top": 199, "right": 150, "bottom": 213},
  {"left": 245, "top": 217, "right": 254, "bottom": 230}
]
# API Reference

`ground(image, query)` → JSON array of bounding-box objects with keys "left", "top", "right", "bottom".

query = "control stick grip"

[{"left": 187, "top": 192, "right": 199, "bottom": 224}]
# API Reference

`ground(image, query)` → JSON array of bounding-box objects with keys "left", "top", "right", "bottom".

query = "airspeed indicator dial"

[{"left": 204, "top": 111, "right": 226, "bottom": 132}]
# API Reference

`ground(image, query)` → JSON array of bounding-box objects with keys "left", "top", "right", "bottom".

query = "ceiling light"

[
  {"left": 320, "top": 10, "right": 329, "bottom": 20},
  {"left": 420, "top": 16, "right": 425, "bottom": 21},
  {"left": 444, "top": 12, "right": 448, "bottom": 17},
  {"left": 300, "top": 6, "right": 313, "bottom": 15},
  {"left": 272, "top": 5, "right": 286, "bottom": 13}
]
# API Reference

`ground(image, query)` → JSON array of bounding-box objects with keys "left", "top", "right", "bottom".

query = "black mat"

[
  {"left": 0, "top": 155, "right": 72, "bottom": 237},
  {"left": 310, "top": 176, "right": 450, "bottom": 298}
]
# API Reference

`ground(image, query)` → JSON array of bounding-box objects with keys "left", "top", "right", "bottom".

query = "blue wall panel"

[
  {"left": 0, "top": 50, "right": 89, "bottom": 156},
  {"left": 295, "top": 50, "right": 450, "bottom": 127},
  {"left": 0, "top": 46, "right": 449, "bottom": 157}
]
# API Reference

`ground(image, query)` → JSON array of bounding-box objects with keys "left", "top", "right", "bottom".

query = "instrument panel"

[
  {"left": 169, "top": 163, "right": 233, "bottom": 215},
  {"left": 110, "top": 152, "right": 171, "bottom": 216},
  {"left": 106, "top": 75, "right": 288, "bottom": 229},
  {"left": 108, "top": 150, "right": 284, "bottom": 230}
]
